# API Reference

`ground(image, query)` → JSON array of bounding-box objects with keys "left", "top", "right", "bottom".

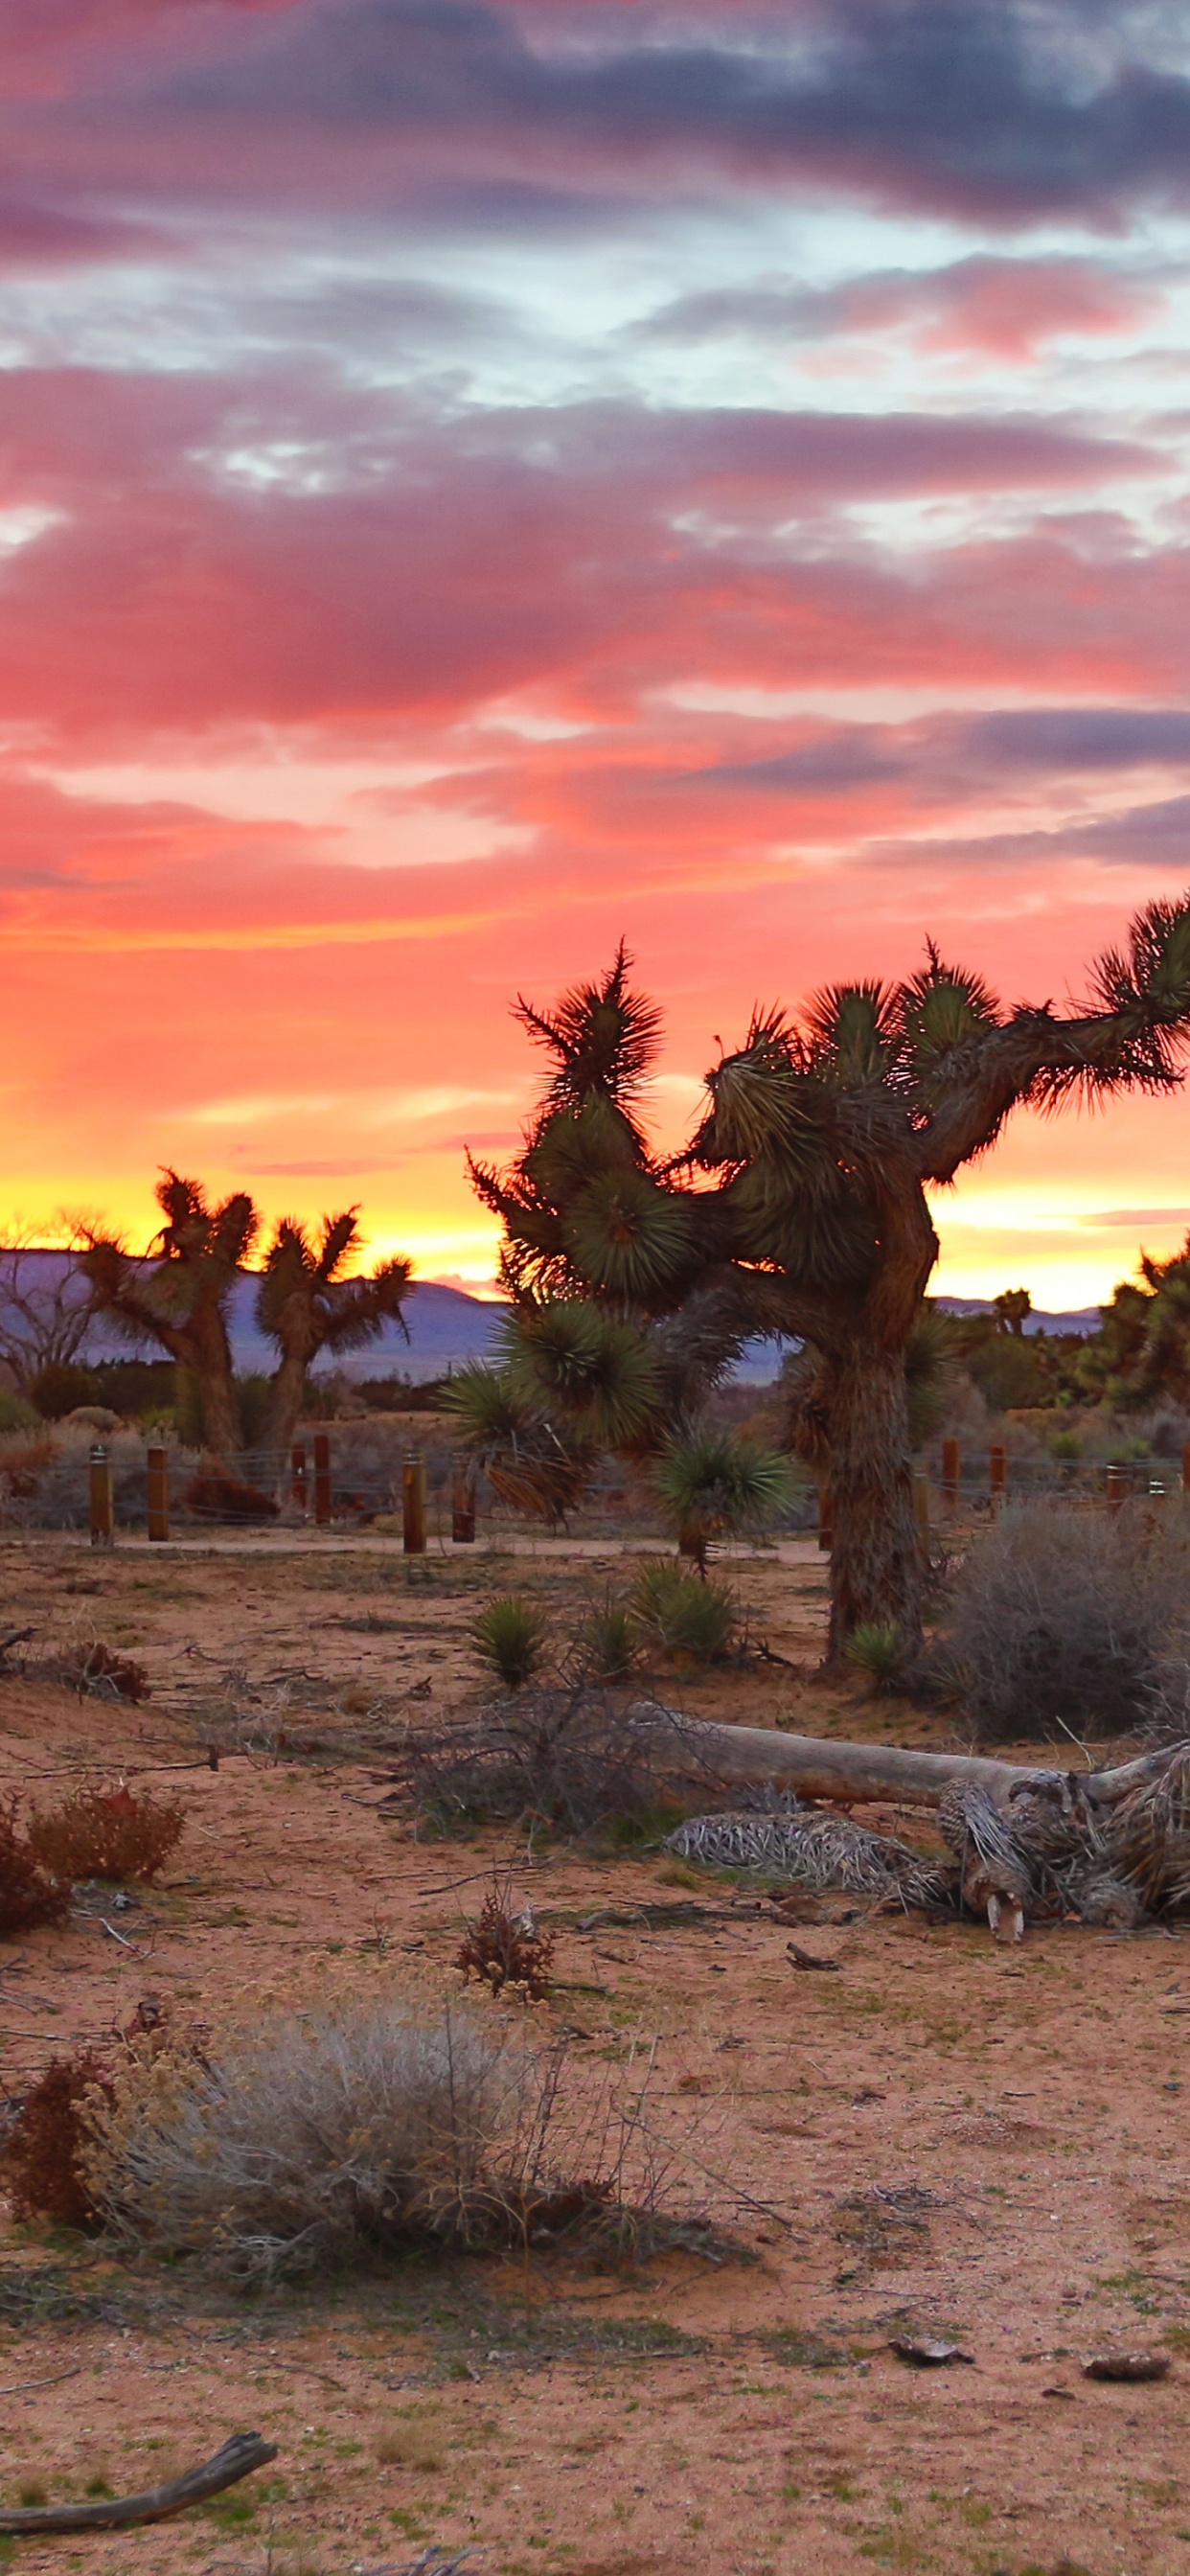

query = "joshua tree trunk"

[
  {"left": 822, "top": 1339, "right": 923, "bottom": 1662},
  {"left": 189, "top": 1333, "right": 242, "bottom": 1460},
  {"left": 263, "top": 1341, "right": 313, "bottom": 1476}
]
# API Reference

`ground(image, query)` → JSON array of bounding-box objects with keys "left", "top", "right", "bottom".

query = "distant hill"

[
  {"left": 0, "top": 1253, "right": 506, "bottom": 1386},
  {"left": 935, "top": 1297, "right": 1101, "bottom": 1340},
  {"left": 0, "top": 1254, "right": 1103, "bottom": 1392}
]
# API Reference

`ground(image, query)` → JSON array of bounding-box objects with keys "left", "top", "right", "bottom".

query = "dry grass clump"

[
  {"left": 456, "top": 1878, "right": 555, "bottom": 2001},
  {"left": 81, "top": 1994, "right": 721, "bottom": 2281},
  {"left": 0, "top": 1796, "right": 73, "bottom": 1935},
  {"left": 943, "top": 1498, "right": 1190, "bottom": 1741},
  {"left": 83, "top": 1999, "right": 533, "bottom": 2278},
  {"left": 1, "top": 2052, "right": 115, "bottom": 2230},
  {"left": 27, "top": 1783, "right": 184, "bottom": 1884}
]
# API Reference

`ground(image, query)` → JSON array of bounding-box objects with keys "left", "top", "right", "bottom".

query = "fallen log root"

[{"left": 0, "top": 2431, "right": 277, "bottom": 2534}]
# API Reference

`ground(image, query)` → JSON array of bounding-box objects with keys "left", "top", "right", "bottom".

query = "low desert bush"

[
  {"left": 844, "top": 1621, "right": 904, "bottom": 1690},
  {"left": 28, "top": 1784, "right": 184, "bottom": 1884},
  {"left": 400, "top": 1683, "right": 661, "bottom": 1838},
  {"left": 469, "top": 1594, "right": 549, "bottom": 1690},
  {"left": 653, "top": 1425, "right": 799, "bottom": 1569},
  {"left": 0, "top": 1798, "right": 73, "bottom": 1936},
  {"left": 81, "top": 1992, "right": 720, "bottom": 2280},
  {"left": 456, "top": 1877, "right": 555, "bottom": 2001},
  {"left": 55, "top": 1640, "right": 150, "bottom": 1703},
  {"left": 629, "top": 1561, "right": 738, "bottom": 1663},
  {"left": 1, "top": 2052, "right": 114, "bottom": 2230},
  {"left": 943, "top": 1497, "right": 1190, "bottom": 1741},
  {"left": 577, "top": 1595, "right": 639, "bottom": 1684},
  {"left": 183, "top": 1468, "right": 279, "bottom": 1524}
]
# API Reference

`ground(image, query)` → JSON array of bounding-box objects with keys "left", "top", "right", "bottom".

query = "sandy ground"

[{"left": 0, "top": 1530, "right": 1188, "bottom": 2576}]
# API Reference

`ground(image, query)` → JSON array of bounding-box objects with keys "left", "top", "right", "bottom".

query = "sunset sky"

[{"left": 3, "top": 0, "right": 1190, "bottom": 1307}]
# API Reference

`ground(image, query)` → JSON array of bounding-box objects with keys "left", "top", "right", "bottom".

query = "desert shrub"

[
  {"left": 84, "top": 2001, "right": 534, "bottom": 2276},
  {"left": 470, "top": 1594, "right": 549, "bottom": 1690},
  {"left": 577, "top": 1594, "right": 639, "bottom": 1683},
  {"left": 1, "top": 2052, "right": 114, "bottom": 2230},
  {"left": 82, "top": 1994, "right": 717, "bottom": 2279},
  {"left": 184, "top": 1468, "right": 279, "bottom": 1524},
  {"left": 844, "top": 1621, "right": 903, "bottom": 1690},
  {"left": 0, "top": 1392, "right": 41, "bottom": 1438},
  {"left": 944, "top": 1498, "right": 1190, "bottom": 1741},
  {"left": 400, "top": 1683, "right": 661, "bottom": 1837},
  {"left": 28, "top": 1784, "right": 184, "bottom": 1884},
  {"left": 456, "top": 1877, "right": 555, "bottom": 2001},
  {"left": 0, "top": 1798, "right": 73, "bottom": 1935},
  {"left": 629, "top": 1561, "right": 738, "bottom": 1663},
  {"left": 29, "top": 1362, "right": 99, "bottom": 1420},
  {"left": 55, "top": 1640, "right": 150, "bottom": 1703}
]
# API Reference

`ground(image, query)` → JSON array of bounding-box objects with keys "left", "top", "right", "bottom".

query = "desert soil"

[{"left": 0, "top": 1527, "right": 1187, "bottom": 2576}]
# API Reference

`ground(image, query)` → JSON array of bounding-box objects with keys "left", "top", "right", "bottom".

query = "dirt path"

[{"left": 1, "top": 1536, "right": 1186, "bottom": 2576}]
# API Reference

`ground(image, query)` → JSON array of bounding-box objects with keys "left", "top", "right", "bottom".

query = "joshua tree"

[
  {"left": 80, "top": 1172, "right": 257, "bottom": 1456},
  {"left": 994, "top": 1287, "right": 1033, "bottom": 1338},
  {"left": 255, "top": 1213, "right": 412, "bottom": 1461},
  {"left": 469, "top": 903, "right": 1190, "bottom": 1659},
  {"left": 1097, "top": 1234, "right": 1190, "bottom": 1409}
]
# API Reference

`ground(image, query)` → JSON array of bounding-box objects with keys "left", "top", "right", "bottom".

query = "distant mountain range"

[
  {"left": 0, "top": 1253, "right": 1104, "bottom": 1391},
  {"left": 935, "top": 1297, "right": 1101, "bottom": 1339}
]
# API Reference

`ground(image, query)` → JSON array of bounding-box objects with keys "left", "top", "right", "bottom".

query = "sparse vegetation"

[
  {"left": 1, "top": 2051, "right": 115, "bottom": 2230},
  {"left": 0, "top": 1797, "right": 73, "bottom": 1935},
  {"left": 629, "top": 1560, "right": 739, "bottom": 1662},
  {"left": 844, "top": 1621, "right": 904, "bottom": 1690},
  {"left": 941, "top": 1496, "right": 1190, "bottom": 1740},
  {"left": 456, "top": 1877, "right": 556, "bottom": 2000},
  {"left": 28, "top": 1783, "right": 184, "bottom": 1884},
  {"left": 469, "top": 1593, "right": 550, "bottom": 1690}
]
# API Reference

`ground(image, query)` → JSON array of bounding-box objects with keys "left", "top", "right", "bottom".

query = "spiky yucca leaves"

[
  {"left": 470, "top": 1595, "right": 550, "bottom": 1692},
  {"left": 1096, "top": 1233, "right": 1190, "bottom": 1409},
  {"left": 653, "top": 1425, "right": 800, "bottom": 1573},
  {"left": 503, "top": 1301, "right": 663, "bottom": 1450},
  {"left": 255, "top": 1211, "right": 411, "bottom": 1461},
  {"left": 80, "top": 1172, "right": 260, "bottom": 1456},
  {"left": 446, "top": 1364, "right": 593, "bottom": 1528}
]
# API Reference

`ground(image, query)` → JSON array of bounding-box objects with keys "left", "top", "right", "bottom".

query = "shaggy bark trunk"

[
  {"left": 631, "top": 1704, "right": 1176, "bottom": 1811},
  {"left": 188, "top": 1314, "right": 243, "bottom": 1462},
  {"left": 263, "top": 1345, "right": 312, "bottom": 1475},
  {"left": 823, "top": 1339, "right": 923, "bottom": 1662}
]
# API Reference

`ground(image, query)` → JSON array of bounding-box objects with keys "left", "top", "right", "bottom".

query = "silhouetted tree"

[
  {"left": 80, "top": 1173, "right": 257, "bottom": 1456},
  {"left": 256, "top": 1213, "right": 412, "bottom": 1461}
]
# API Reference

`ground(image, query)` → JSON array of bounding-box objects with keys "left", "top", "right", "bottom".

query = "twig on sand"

[
  {"left": 0, "top": 2431, "right": 278, "bottom": 2534},
  {"left": 0, "top": 2365, "right": 82, "bottom": 2398}
]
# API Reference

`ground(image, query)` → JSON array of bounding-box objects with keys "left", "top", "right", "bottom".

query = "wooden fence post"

[
  {"left": 290, "top": 1444, "right": 308, "bottom": 1514},
  {"left": 89, "top": 1443, "right": 114, "bottom": 1550},
  {"left": 1107, "top": 1463, "right": 1128, "bottom": 1516},
  {"left": 147, "top": 1445, "right": 170, "bottom": 1544},
  {"left": 989, "top": 1444, "right": 1007, "bottom": 1508},
  {"left": 403, "top": 1453, "right": 427, "bottom": 1554},
  {"left": 451, "top": 1460, "right": 475, "bottom": 1544},
  {"left": 313, "top": 1433, "right": 332, "bottom": 1527},
  {"left": 816, "top": 1484, "right": 833, "bottom": 1552},
  {"left": 942, "top": 1438, "right": 961, "bottom": 1509}
]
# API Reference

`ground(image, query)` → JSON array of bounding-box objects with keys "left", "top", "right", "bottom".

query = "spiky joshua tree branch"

[{"left": 465, "top": 902, "right": 1190, "bottom": 1658}]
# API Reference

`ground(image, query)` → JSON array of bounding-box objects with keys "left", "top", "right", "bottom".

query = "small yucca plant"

[
  {"left": 653, "top": 1425, "right": 799, "bottom": 1572},
  {"left": 470, "top": 1595, "right": 549, "bottom": 1691},
  {"left": 843, "top": 1621, "right": 903, "bottom": 1690},
  {"left": 577, "top": 1596, "right": 638, "bottom": 1684},
  {"left": 629, "top": 1561, "right": 738, "bottom": 1663}
]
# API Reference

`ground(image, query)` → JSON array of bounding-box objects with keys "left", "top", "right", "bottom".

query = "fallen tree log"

[
  {"left": 630, "top": 1703, "right": 1177, "bottom": 1812},
  {"left": 0, "top": 2432, "right": 277, "bottom": 2535}
]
